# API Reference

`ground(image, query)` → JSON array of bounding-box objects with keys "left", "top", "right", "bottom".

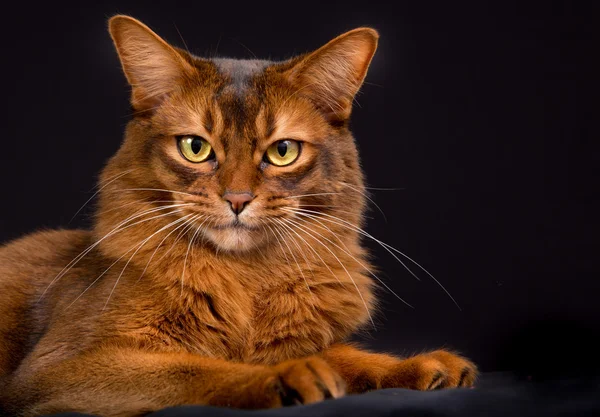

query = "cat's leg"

[
  {"left": 5, "top": 347, "right": 345, "bottom": 417},
  {"left": 321, "top": 343, "right": 477, "bottom": 393}
]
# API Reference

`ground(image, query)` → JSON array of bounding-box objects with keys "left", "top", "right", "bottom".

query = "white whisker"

[
  {"left": 261, "top": 220, "right": 292, "bottom": 266},
  {"left": 69, "top": 169, "right": 136, "bottom": 223},
  {"left": 376, "top": 241, "right": 461, "bottom": 311},
  {"left": 287, "top": 216, "right": 413, "bottom": 309},
  {"left": 102, "top": 212, "right": 193, "bottom": 311},
  {"left": 283, "top": 207, "right": 462, "bottom": 310},
  {"left": 339, "top": 182, "right": 387, "bottom": 222},
  {"left": 276, "top": 218, "right": 318, "bottom": 268},
  {"left": 67, "top": 210, "right": 188, "bottom": 309},
  {"left": 157, "top": 214, "right": 201, "bottom": 262},
  {"left": 114, "top": 188, "right": 197, "bottom": 197},
  {"left": 284, "top": 192, "right": 341, "bottom": 199},
  {"left": 181, "top": 215, "right": 210, "bottom": 293},
  {"left": 39, "top": 203, "right": 196, "bottom": 301},
  {"left": 137, "top": 214, "right": 200, "bottom": 282},
  {"left": 97, "top": 199, "right": 189, "bottom": 217},
  {"left": 362, "top": 186, "right": 405, "bottom": 191},
  {"left": 270, "top": 220, "right": 317, "bottom": 310},
  {"left": 298, "top": 204, "right": 372, "bottom": 219},
  {"left": 279, "top": 217, "right": 376, "bottom": 327},
  {"left": 284, "top": 207, "right": 421, "bottom": 282}
]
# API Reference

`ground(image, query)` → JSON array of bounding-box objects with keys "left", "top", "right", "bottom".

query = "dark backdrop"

[{"left": 0, "top": 1, "right": 596, "bottom": 374}]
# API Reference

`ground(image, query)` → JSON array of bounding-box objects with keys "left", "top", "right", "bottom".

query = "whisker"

[
  {"left": 285, "top": 207, "right": 421, "bottom": 282},
  {"left": 230, "top": 37, "right": 257, "bottom": 59},
  {"left": 65, "top": 202, "right": 193, "bottom": 270},
  {"left": 275, "top": 218, "right": 318, "bottom": 273},
  {"left": 213, "top": 32, "right": 222, "bottom": 57},
  {"left": 173, "top": 23, "right": 192, "bottom": 57},
  {"left": 338, "top": 182, "right": 387, "bottom": 222},
  {"left": 68, "top": 250, "right": 132, "bottom": 309},
  {"left": 362, "top": 186, "right": 405, "bottom": 191},
  {"left": 278, "top": 217, "right": 376, "bottom": 328},
  {"left": 66, "top": 210, "right": 188, "bottom": 309},
  {"left": 125, "top": 103, "right": 164, "bottom": 118},
  {"left": 261, "top": 220, "right": 293, "bottom": 266},
  {"left": 284, "top": 192, "right": 341, "bottom": 199},
  {"left": 375, "top": 241, "right": 462, "bottom": 311},
  {"left": 255, "top": 223, "right": 270, "bottom": 263},
  {"left": 284, "top": 207, "right": 461, "bottom": 310},
  {"left": 38, "top": 203, "right": 196, "bottom": 301},
  {"left": 102, "top": 212, "right": 193, "bottom": 310},
  {"left": 97, "top": 199, "right": 189, "bottom": 217},
  {"left": 113, "top": 188, "right": 197, "bottom": 197},
  {"left": 189, "top": 216, "right": 213, "bottom": 267},
  {"left": 157, "top": 214, "right": 201, "bottom": 262},
  {"left": 272, "top": 218, "right": 335, "bottom": 277},
  {"left": 270, "top": 220, "right": 317, "bottom": 310},
  {"left": 286, "top": 216, "right": 413, "bottom": 309},
  {"left": 298, "top": 204, "right": 373, "bottom": 219},
  {"left": 90, "top": 169, "right": 136, "bottom": 192},
  {"left": 69, "top": 169, "right": 135, "bottom": 223},
  {"left": 181, "top": 215, "right": 209, "bottom": 293},
  {"left": 137, "top": 214, "right": 201, "bottom": 282},
  {"left": 297, "top": 204, "right": 342, "bottom": 208}
]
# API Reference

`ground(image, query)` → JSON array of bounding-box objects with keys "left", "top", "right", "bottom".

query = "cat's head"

[{"left": 97, "top": 16, "right": 377, "bottom": 254}]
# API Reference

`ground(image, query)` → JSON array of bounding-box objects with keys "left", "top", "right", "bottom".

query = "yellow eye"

[
  {"left": 265, "top": 140, "right": 301, "bottom": 167},
  {"left": 178, "top": 136, "right": 213, "bottom": 163}
]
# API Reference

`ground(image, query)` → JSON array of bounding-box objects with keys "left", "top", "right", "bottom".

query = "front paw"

[
  {"left": 381, "top": 350, "right": 478, "bottom": 390},
  {"left": 264, "top": 357, "right": 346, "bottom": 407}
]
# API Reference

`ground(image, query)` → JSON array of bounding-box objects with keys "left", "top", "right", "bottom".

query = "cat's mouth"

[
  {"left": 202, "top": 219, "right": 265, "bottom": 253},
  {"left": 209, "top": 219, "right": 260, "bottom": 232}
]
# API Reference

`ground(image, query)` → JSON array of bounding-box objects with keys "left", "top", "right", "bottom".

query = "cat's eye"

[
  {"left": 178, "top": 136, "right": 214, "bottom": 163},
  {"left": 264, "top": 140, "right": 301, "bottom": 167}
]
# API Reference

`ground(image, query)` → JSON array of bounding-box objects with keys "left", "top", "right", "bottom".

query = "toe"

[
  {"left": 273, "top": 357, "right": 345, "bottom": 405},
  {"left": 426, "top": 350, "right": 478, "bottom": 387},
  {"left": 381, "top": 357, "right": 450, "bottom": 390}
]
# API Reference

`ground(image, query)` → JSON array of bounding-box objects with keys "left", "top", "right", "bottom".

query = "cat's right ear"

[{"left": 108, "top": 15, "right": 195, "bottom": 112}]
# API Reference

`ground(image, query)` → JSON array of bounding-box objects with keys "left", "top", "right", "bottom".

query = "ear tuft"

[
  {"left": 285, "top": 27, "right": 379, "bottom": 122},
  {"left": 108, "top": 15, "right": 195, "bottom": 112}
]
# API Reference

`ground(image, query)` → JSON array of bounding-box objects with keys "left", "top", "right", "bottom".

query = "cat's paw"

[
  {"left": 266, "top": 357, "right": 346, "bottom": 406},
  {"left": 381, "top": 350, "right": 478, "bottom": 390}
]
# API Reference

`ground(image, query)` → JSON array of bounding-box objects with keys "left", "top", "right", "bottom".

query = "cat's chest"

[
  {"left": 137, "top": 257, "right": 372, "bottom": 364},
  {"left": 217, "top": 283, "right": 368, "bottom": 363},
  {"left": 149, "top": 278, "right": 365, "bottom": 364},
  {"left": 242, "top": 283, "right": 345, "bottom": 363}
]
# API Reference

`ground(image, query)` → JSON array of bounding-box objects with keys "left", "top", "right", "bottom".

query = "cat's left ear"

[{"left": 283, "top": 28, "right": 379, "bottom": 122}]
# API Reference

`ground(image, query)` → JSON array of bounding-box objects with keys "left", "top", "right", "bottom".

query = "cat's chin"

[{"left": 202, "top": 226, "right": 265, "bottom": 253}]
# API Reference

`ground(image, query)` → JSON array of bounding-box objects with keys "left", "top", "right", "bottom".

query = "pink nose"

[{"left": 223, "top": 192, "right": 254, "bottom": 215}]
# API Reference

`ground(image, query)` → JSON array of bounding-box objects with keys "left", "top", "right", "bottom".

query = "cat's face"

[{"left": 101, "top": 17, "right": 377, "bottom": 253}]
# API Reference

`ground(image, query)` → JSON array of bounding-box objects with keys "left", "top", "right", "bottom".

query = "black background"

[{"left": 0, "top": 1, "right": 596, "bottom": 375}]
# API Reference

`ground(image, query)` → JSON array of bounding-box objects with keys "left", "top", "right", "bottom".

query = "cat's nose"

[{"left": 223, "top": 191, "right": 254, "bottom": 215}]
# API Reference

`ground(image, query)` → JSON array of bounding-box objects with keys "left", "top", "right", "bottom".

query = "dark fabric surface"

[{"left": 49, "top": 372, "right": 600, "bottom": 417}]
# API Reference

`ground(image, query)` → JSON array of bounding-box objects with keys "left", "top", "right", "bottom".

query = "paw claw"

[
  {"left": 271, "top": 357, "right": 345, "bottom": 406},
  {"left": 427, "top": 371, "right": 448, "bottom": 390},
  {"left": 458, "top": 368, "right": 470, "bottom": 387},
  {"left": 381, "top": 350, "right": 478, "bottom": 391}
]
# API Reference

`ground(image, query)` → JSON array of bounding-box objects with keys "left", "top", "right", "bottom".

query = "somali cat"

[{"left": 0, "top": 15, "right": 477, "bottom": 417}]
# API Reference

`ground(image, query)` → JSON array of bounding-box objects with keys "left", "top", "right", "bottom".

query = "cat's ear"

[
  {"left": 284, "top": 28, "right": 378, "bottom": 122},
  {"left": 108, "top": 15, "right": 195, "bottom": 111}
]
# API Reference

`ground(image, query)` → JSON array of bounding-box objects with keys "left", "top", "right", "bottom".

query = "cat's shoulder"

[{"left": 0, "top": 229, "right": 92, "bottom": 299}]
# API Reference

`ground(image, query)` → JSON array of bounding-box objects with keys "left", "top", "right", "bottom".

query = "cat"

[{"left": 0, "top": 15, "right": 477, "bottom": 417}]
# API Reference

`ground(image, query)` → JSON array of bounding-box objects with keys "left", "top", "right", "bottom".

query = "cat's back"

[
  {"left": 0, "top": 228, "right": 91, "bottom": 288},
  {"left": 0, "top": 229, "right": 91, "bottom": 380}
]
